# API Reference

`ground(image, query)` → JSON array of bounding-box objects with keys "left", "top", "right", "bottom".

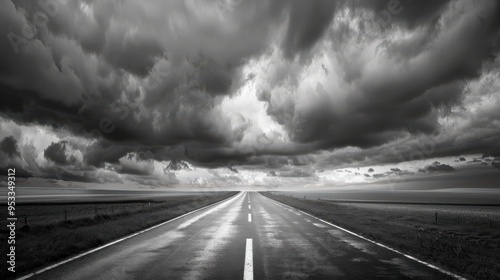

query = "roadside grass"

[
  {"left": 0, "top": 192, "right": 237, "bottom": 278},
  {"left": 262, "top": 192, "right": 500, "bottom": 280}
]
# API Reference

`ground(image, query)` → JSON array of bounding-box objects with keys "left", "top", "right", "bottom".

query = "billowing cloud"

[
  {"left": 117, "top": 153, "right": 155, "bottom": 176},
  {"left": 0, "top": 135, "right": 31, "bottom": 177},
  {"left": 0, "top": 135, "right": 20, "bottom": 158},
  {"left": 44, "top": 141, "right": 77, "bottom": 165},
  {"left": 1, "top": 0, "right": 499, "bottom": 188},
  {"left": 425, "top": 161, "right": 455, "bottom": 172},
  {"left": 259, "top": 1, "right": 500, "bottom": 150}
]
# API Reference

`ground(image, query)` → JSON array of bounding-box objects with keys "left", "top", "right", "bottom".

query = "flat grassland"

[
  {"left": 262, "top": 192, "right": 500, "bottom": 280},
  {"left": 0, "top": 192, "right": 237, "bottom": 278}
]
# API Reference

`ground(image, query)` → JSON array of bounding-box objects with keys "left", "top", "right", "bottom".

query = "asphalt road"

[{"left": 22, "top": 192, "right": 457, "bottom": 280}]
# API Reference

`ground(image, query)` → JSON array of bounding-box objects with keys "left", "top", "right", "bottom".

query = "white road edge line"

[
  {"left": 16, "top": 192, "right": 244, "bottom": 280},
  {"left": 264, "top": 195, "right": 467, "bottom": 280},
  {"left": 243, "top": 238, "right": 254, "bottom": 280},
  {"left": 248, "top": 213, "right": 252, "bottom": 222}
]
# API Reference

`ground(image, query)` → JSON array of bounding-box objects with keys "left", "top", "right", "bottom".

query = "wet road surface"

[{"left": 22, "top": 192, "right": 459, "bottom": 280}]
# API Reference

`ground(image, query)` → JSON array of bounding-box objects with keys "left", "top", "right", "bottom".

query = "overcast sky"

[{"left": 1, "top": 0, "right": 500, "bottom": 189}]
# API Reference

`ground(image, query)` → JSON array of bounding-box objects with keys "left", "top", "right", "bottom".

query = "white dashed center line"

[
  {"left": 244, "top": 238, "right": 253, "bottom": 280},
  {"left": 248, "top": 213, "right": 252, "bottom": 222}
]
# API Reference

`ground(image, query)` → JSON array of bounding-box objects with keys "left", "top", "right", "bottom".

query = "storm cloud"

[
  {"left": 0, "top": 135, "right": 31, "bottom": 177},
  {"left": 44, "top": 141, "right": 76, "bottom": 165},
  {"left": 1, "top": 0, "right": 500, "bottom": 187}
]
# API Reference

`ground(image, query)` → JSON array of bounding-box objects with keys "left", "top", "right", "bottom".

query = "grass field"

[
  {"left": 0, "top": 192, "right": 237, "bottom": 278},
  {"left": 262, "top": 192, "right": 500, "bottom": 280},
  {"left": 11, "top": 197, "right": 214, "bottom": 227}
]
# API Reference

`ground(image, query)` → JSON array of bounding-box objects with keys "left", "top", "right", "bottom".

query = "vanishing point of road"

[{"left": 20, "top": 192, "right": 460, "bottom": 280}]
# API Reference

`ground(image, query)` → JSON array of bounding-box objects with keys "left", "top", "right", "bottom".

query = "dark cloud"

[
  {"left": 350, "top": 0, "right": 451, "bottom": 29},
  {"left": 0, "top": 135, "right": 31, "bottom": 177},
  {"left": 492, "top": 161, "right": 500, "bottom": 170},
  {"left": 83, "top": 141, "right": 131, "bottom": 167},
  {"left": 101, "top": 30, "right": 164, "bottom": 77},
  {"left": 262, "top": 0, "right": 500, "bottom": 158},
  {"left": 193, "top": 57, "right": 237, "bottom": 96},
  {"left": 459, "top": 156, "right": 466, "bottom": 162},
  {"left": 44, "top": 141, "right": 76, "bottom": 165},
  {"left": 483, "top": 144, "right": 500, "bottom": 158},
  {"left": 165, "top": 160, "right": 191, "bottom": 171},
  {"left": 425, "top": 161, "right": 455, "bottom": 172},
  {"left": 282, "top": 0, "right": 336, "bottom": 57},
  {"left": 364, "top": 167, "right": 414, "bottom": 180},
  {"left": 117, "top": 153, "right": 154, "bottom": 176},
  {"left": 0, "top": 0, "right": 272, "bottom": 154},
  {"left": 0, "top": 135, "right": 20, "bottom": 158},
  {"left": 318, "top": 128, "right": 500, "bottom": 170},
  {"left": 391, "top": 168, "right": 414, "bottom": 176},
  {"left": 227, "top": 165, "right": 239, "bottom": 173},
  {"left": 0, "top": 0, "right": 499, "bottom": 184}
]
